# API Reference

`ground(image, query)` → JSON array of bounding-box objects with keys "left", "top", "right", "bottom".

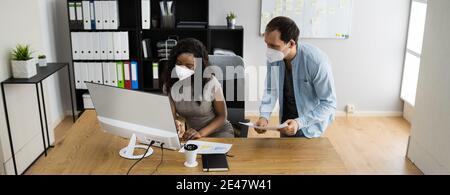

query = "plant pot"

[
  {"left": 38, "top": 58, "right": 47, "bottom": 67},
  {"left": 227, "top": 18, "right": 236, "bottom": 29},
  {"left": 11, "top": 59, "right": 37, "bottom": 78}
]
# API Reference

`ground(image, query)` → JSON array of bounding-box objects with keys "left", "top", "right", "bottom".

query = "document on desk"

[
  {"left": 179, "top": 140, "right": 232, "bottom": 154},
  {"left": 239, "top": 122, "right": 287, "bottom": 131}
]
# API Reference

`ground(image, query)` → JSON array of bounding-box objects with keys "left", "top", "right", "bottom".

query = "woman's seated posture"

[{"left": 163, "top": 38, "right": 234, "bottom": 140}]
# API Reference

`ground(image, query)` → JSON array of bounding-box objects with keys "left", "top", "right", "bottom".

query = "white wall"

[
  {"left": 210, "top": 0, "right": 410, "bottom": 114},
  {"left": 407, "top": 0, "right": 450, "bottom": 175},
  {"left": 0, "top": 0, "right": 70, "bottom": 174}
]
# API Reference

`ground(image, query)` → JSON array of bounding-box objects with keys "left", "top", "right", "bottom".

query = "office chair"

[{"left": 208, "top": 55, "right": 249, "bottom": 137}]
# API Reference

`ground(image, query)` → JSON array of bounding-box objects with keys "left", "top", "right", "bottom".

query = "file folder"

[
  {"left": 113, "top": 32, "right": 122, "bottom": 60},
  {"left": 79, "top": 33, "right": 87, "bottom": 59},
  {"left": 116, "top": 61, "right": 125, "bottom": 88},
  {"left": 153, "top": 62, "right": 159, "bottom": 79},
  {"left": 92, "top": 33, "right": 100, "bottom": 60},
  {"left": 124, "top": 61, "right": 131, "bottom": 89},
  {"left": 80, "top": 63, "right": 89, "bottom": 89},
  {"left": 106, "top": 32, "right": 114, "bottom": 60},
  {"left": 142, "top": 39, "right": 151, "bottom": 59},
  {"left": 109, "top": 62, "right": 118, "bottom": 87},
  {"left": 75, "top": 2, "right": 83, "bottom": 25},
  {"left": 110, "top": 0, "right": 119, "bottom": 29},
  {"left": 120, "top": 32, "right": 129, "bottom": 60},
  {"left": 88, "top": 63, "right": 96, "bottom": 83},
  {"left": 142, "top": 0, "right": 151, "bottom": 29},
  {"left": 102, "top": 1, "right": 110, "bottom": 29},
  {"left": 69, "top": 2, "right": 76, "bottom": 24},
  {"left": 100, "top": 32, "right": 108, "bottom": 59},
  {"left": 74, "top": 62, "right": 82, "bottom": 89},
  {"left": 82, "top": 1, "right": 91, "bottom": 30},
  {"left": 94, "top": 0, "right": 103, "bottom": 29},
  {"left": 102, "top": 63, "right": 110, "bottom": 86},
  {"left": 85, "top": 32, "right": 94, "bottom": 60},
  {"left": 71, "top": 33, "right": 80, "bottom": 60},
  {"left": 131, "top": 61, "right": 139, "bottom": 89},
  {"left": 89, "top": 0, "right": 96, "bottom": 29},
  {"left": 95, "top": 63, "right": 104, "bottom": 84}
]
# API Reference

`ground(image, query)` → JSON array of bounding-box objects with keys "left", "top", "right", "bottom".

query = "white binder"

[
  {"left": 92, "top": 33, "right": 100, "bottom": 60},
  {"left": 94, "top": 0, "right": 103, "bottom": 29},
  {"left": 110, "top": 0, "right": 119, "bottom": 29},
  {"left": 106, "top": 32, "right": 114, "bottom": 60},
  {"left": 100, "top": 32, "right": 108, "bottom": 59},
  {"left": 113, "top": 32, "right": 122, "bottom": 60},
  {"left": 102, "top": 63, "right": 110, "bottom": 85},
  {"left": 75, "top": 2, "right": 83, "bottom": 22},
  {"left": 109, "top": 62, "right": 118, "bottom": 86},
  {"left": 79, "top": 33, "right": 87, "bottom": 59},
  {"left": 141, "top": 0, "right": 151, "bottom": 29},
  {"left": 80, "top": 63, "right": 89, "bottom": 89},
  {"left": 85, "top": 33, "right": 94, "bottom": 60},
  {"left": 82, "top": 1, "right": 91, "bottom": 29},
  {"left": 87, "top": 63, "right": 96, "bottom": 83},
  {"left": 71, "top": 33, "right": 79, "bottom": 60},
  {"left": 120, "top": 32, "right": 129, "bottom": 60},
  {"left": 74, "top": 62, "right": 82, "bottom": 89},
  {"left": 102, "top": 1, "right": 110, "bottom": 29},
  {"left": 95, "top": 63, "right": 104, "bottom": 84},
  {"left": 69, "top": 2, "right": 76, "bottom": 21}
]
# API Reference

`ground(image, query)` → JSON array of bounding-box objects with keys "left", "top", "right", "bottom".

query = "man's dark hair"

[{"left": 265, "top": 16, "right": 300, "bottom": 45}]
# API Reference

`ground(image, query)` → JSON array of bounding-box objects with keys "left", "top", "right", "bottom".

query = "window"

[{"left": 401, "top": 0, "right": 427, "bottom": 106}]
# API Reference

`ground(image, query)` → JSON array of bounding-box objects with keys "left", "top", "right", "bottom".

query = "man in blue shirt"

[{"left": 255, "top": 16, "right": 337, "bottom": 138}]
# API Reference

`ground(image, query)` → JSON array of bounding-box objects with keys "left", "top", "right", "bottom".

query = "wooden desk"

[{"left": 27, "top": 111, "right": 347, "bottom": 175}]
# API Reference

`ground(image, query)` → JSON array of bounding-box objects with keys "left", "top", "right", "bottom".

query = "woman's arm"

[{"left": 169, "top": 97, "right": 185, "bottom": 137}]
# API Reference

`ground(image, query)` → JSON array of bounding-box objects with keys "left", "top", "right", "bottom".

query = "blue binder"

[
  {"left": 131, "top": 61, "right": 139, "bottom": 89},
  {"left": 90, "top": 0, "right": 96, "bottom": 29}
]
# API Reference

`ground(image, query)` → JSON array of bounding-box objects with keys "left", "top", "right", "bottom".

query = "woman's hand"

[
  {"left": 182, "top": 128, "right": 202, "bottom": 141},
  {"left": 175, "top": 120, "right": 185, "bottom": 138}
]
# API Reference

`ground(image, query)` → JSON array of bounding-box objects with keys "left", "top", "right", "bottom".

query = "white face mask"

[
  {"left": 266, "top": 43, "right": 291, "bottom": 63},
  {"left": 174, "top": 65, "right": 195, "bottom": 80}
]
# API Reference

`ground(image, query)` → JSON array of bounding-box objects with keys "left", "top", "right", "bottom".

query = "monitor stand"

[{"left": 119, "top": 133, "right": 153, "bottom": 159}]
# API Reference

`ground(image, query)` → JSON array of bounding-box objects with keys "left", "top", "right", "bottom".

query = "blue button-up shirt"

[{"left": 259, "top": 43, "right": 337, "bottom": 138}]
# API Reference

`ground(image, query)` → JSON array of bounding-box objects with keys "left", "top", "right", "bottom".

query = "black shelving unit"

[{"left": 67, "top": 0, "right": 244, "bottom": 111}]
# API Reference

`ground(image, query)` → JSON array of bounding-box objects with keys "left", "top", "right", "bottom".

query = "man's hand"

[
  {"left": 254, "top": 117, "right": 269, "bottom": 134},
  {"left": 278, "top": 119, "right": 299, "bottom": 136},
  {"left": 175, "top": 120, "right": 185, "bottom": 138},
  {"left": 182, "top": 128, "right": 202, "bottom": 141}
]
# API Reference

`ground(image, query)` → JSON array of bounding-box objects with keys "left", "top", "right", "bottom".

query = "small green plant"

[
  {"left": 11, "top": 44, "right": 33, "bottom": 61},
  {"left": 38, "top": 55, "right": 46, "bottom": 59},
  {"left": 226, "top": 12, "right": 236, "bottom": 20}
]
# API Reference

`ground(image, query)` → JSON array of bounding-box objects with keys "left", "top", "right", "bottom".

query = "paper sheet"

[
  {"left": 239, "top": 122, "right": 287, "bottom": 131},
  {"left": 178, "top": 140, "right": 232, "bottom": 154}
]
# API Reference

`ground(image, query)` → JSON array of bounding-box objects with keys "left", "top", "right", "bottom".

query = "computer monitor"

[{"left": 86, "top": 82, "right": 181, "bottom": 159}]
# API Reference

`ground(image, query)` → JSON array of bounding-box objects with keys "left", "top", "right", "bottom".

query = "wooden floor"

[{"left": 28, "top": 114, "right": 422, "bottom": 175}]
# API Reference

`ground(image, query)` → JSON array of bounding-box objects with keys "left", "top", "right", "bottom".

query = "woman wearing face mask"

[{"left": 162, "top": 38, "right": 234, "bottom": 140}]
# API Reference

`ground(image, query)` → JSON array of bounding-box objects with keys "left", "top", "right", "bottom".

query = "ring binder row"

[
  {"left": 74, "top": 61, "right": 139, "bottom": 90},
  {"left": 68, "top": 0, "right": 119, "bottom": 30},
  {"left": 71, "top": 32, "right": 129, "bottom": 60}
]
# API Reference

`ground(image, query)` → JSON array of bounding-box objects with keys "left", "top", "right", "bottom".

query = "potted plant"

[
  {"left": 226, "top": 12, "right": 236, "bottom": 29},
  {"left": 38, "top": 54, "right": 47, "bottom": 67},
  {"left": 11, "top": 44, "right": 36, "bottom": 78}
]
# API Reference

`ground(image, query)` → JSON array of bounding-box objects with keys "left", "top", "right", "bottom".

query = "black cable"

[
  {"left": 151, "top": 143, "right": 165, "bottom": 175},
  {"left": 126, "top": 140, "right": 155, "bottom": 175}
]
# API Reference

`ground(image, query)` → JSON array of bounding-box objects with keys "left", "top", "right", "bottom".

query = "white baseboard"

[
  {"left": 65, "top": 110, "right": 81, "bottom": 117},
  {"left": 245, "top": 111, "right": 403, "bottom": 117},
  {"left": 335, "top": 111, "right": 403, "bottom": 117}
]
